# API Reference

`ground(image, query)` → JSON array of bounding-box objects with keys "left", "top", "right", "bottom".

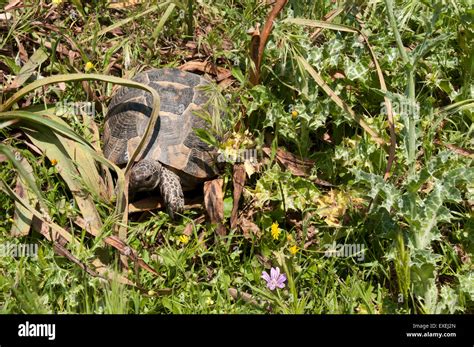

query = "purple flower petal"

[
  {"left": 276, "top": 274, "right": 286, "bottom": 287},
  {"left": 271, "top": 267, "right": 281, "bottom": 280},
  {"left": 270, "top": 267, "right": 277, "bottom": 280},
  {"left": 263, "top": 267, "right": 286, "bottom": 291},
  {"left": 261, "top": 271, "right": 271, "bottom": 282}
]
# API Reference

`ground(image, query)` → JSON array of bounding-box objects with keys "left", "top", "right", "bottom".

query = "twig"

[
  {"left": 433, "top": 139, "right": 474, "bottom": 159},
  {"left": 310, "top": 7, "right": 344, "bottom": 42},
  {"left": 250, "top": 0, "right": 288, "bottom": 85}
]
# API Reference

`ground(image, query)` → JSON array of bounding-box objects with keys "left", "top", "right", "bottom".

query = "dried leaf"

[
  {"left": 183, "top": 215, "right": 206, "bottom": 236},
  {"left": 262, "top": 146, "right": 314, "bottom": 176},
  {"left": 179, "top": 61, "right": 231, "bottom": 81},
  {"left": 231, "top": 164, "right": 246, "bottom": 229},
  {"left": 239, "top": 217, "right": 261, "bottom": 240},
  {"left": 5, "top": 0, "right": 22, "bottom": 11},
  {"left": 204, "top": 179, "right": 224, "bottom": 223},
  {"left": 244, "top": 159, "right": 256, "bottom": 177}
]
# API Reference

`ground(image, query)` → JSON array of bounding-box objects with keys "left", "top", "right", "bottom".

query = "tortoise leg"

[{"left": 159, "top": 166, "right": 184, "bottom": 219}]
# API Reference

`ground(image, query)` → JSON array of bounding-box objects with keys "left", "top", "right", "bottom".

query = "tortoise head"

[{"left": 130, "top": 159, "right": 162, "bottom": 193}]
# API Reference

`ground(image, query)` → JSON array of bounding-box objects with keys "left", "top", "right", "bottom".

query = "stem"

[
  {"left": 187, "top": 0, "right": 194, "bottom": 38},
  {"left": 385, "top": 0, "right": 409, "bottom": 64},
  {"left": 385, "top": 0, "right": 417, "bottom": 175}
]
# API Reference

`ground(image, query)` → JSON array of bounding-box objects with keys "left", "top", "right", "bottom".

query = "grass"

[{"left": 0, "top": 0, "right": 473, "bottom": 314}]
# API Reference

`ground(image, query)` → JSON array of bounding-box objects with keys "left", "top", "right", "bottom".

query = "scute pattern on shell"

[{"left": 103, "top": 68, "right": 218, "bottom": 184}]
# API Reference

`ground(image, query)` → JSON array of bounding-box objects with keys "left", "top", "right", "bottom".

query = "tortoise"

[{"left": 103, "top": 68, "right": 220, "bottom": 219}]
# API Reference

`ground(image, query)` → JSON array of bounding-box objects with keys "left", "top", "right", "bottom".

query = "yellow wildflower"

[
  {"left": 287, "top": 234, "right": 293, "bottom": 243},
  {"left": 289, "top": 245, "right": 298, "bottom": 255},
  {"left": 50, "top": 159, "right": 58, "bottom": 166},
  {"left": 291, "top": 110, "right": 299, "bottom": 119},
  {"left": 271, "top": 222, "right": 280, "bottom": 240},
  {"left": 85, "top": 61, "right": 94, "bottom": 72},
  {"left": 178, "top": 235, "right": 189, "bottom": 245},
  {"left": 52, "top": 0, "right": 62, "bottom": 5}
]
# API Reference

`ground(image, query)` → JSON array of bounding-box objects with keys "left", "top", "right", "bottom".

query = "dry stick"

[
  {"left": 53, "top": 241, "right": 105, "bottom": 279},
  {"left": 310, "top": 7, "right": 344, "bottom": 42},
  {"left": 250, "top": 0, "right": 289, "bottom": 85},
  {"left": 433, "top": 139, "right": 474, "bottom": 159},
  {"left": 74, "top": 217, "right": 158, "bottom": 276}
]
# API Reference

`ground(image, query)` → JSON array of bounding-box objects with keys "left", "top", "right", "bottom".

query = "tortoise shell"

[{"left": 103, "top": 68, "right": 219, "bottom": 187}]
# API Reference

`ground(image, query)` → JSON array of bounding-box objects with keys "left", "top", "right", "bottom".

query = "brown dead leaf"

[
  {"left": 31, "top": 216, "right": 59, "bottom": 242},
  {"left": 16, "top": 38, "right": 28, "bottom": 63},
  {"left": 248, "top": 24, "right": 261, "bottom": 82},
  {"left": 239, "top": 217, "right": 261, "bottom": 240},
  {"left": 5, "top": 0, "right": 21, "bottom": 11},
  {"left": 183, "top": 215, "right": 206, "bottom": 237},
  {"left": 231, "top": 164, "right": 246, "bottom": 229},
  {"left": 12, "top": 179, "right": 32, "bottom": 237},
  {"left": 179, "top": 61, "right": 232, "bottom": 82},
  {"left": 250, "top": 0, "right": 288, "bottom": 85},
  {"left": 204, "top": 179, "right": 226, "bottom": 236},
  {"left": 262, "top": 146, "right": 314, "bottom": 176},
  {"left": 204, "top": 179, "right": 224, "bottom": 223},
  {"left": 218, "top": 77, "right": 235, "bottom": 89}
]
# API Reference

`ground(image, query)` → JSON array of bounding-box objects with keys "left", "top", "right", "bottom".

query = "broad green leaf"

[
  {"left": 11, "top": 155, "right": 38, "bottom": 237},
  {"left": 24, "top": 126, "right": 103, "bottom": 231},
  {"left": 12, "top": 48, "right": 48, "bottom": 88}
]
